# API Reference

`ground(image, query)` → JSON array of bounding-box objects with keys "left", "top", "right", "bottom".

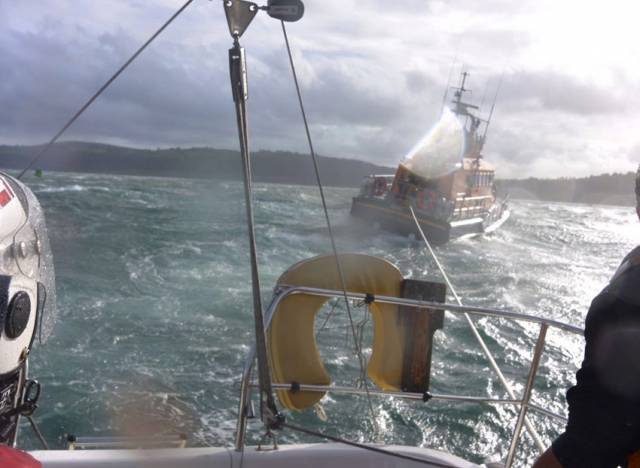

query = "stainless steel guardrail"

[{"left": 235, "top": 285, "right": 583, "bottom": 467}]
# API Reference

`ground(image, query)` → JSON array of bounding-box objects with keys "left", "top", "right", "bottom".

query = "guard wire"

[
  {"left": 280, "top": 21, "right": 378, "bottom": 432},
  {"left": 26, "top": 416, "right": 49, "bottom": 450},
  {"left": 282, "top": 422, "right": 458, "bottom": 468},
  {"left": 16, "top": 0, "right": 196, "bottom": 180},
  {"left": 317, "top": 299, "right": 339, "bottom": 334},
  {"left": 408, "top": 206, "right": 546, "bottom": 453}
]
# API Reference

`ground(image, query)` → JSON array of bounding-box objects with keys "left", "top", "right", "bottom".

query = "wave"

[{"left": 21, "top": 171, "right": 636, "bottom": 465}]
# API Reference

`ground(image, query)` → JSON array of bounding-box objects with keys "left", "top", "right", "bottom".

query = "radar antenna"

[{"left": 450, "top": 70, "right": 479, "bottom": 117}]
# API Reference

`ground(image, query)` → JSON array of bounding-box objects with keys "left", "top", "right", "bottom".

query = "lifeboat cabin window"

[{"left": 470, "top": 172, "right": 493, "bottom": 188}]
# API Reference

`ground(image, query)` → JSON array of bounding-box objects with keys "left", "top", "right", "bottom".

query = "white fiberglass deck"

[{"left": 31, "top": 443, "right": 480, "bottom": 468}]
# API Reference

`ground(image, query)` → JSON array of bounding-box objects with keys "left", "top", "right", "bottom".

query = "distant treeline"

[
  {"left": 1, "top": 142, "right": 636, "bottom": 206},
  {"left": 0, "top": 141, "right": 392, "bottom": 188},
  {"left": 497, "top": 172, "right": 637, "bottom": 206}
]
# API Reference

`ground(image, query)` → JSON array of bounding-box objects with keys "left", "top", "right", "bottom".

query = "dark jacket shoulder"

[{"left": 606, "top": 246, "right": 640, "bottom": 306}]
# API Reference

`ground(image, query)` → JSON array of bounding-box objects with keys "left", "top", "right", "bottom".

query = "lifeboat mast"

[{"left": 450, "top": 71, "right": 485, "bottom": 158}]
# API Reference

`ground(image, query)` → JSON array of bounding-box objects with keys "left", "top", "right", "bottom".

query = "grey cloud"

[
  {"left": 1, "top": 23, "right": 238, "bottom": 148},
  {"left": 450, "top": 28, "right": 531, "bottom": 60},
  {"left": 628, "top": 145, "right": 640, "bottom": 165},
  {"left": 499, "top": 70, "right": 630, "bottom": 115},
  {"left": 1, "top": 1, "right": 638, "bottom": 178},
  {"left": 2, "top": 10, "right": 420, "bottom": 164},
  {"left": 405, "top": 70, "right": 435, "bottom": 93}
]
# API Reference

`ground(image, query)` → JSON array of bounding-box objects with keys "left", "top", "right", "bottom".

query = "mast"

[
  {"left": 223, "top": 0, "right": 304, "bottom": 437},
  {"left": 451, "top": 71, "right": 470, "bottom": 111},
  {"left": 450, "top": 71, "right": 481, "bottom": 157},
  {"left": 225, "top": 0, "right": 279, "bottom": 430}
]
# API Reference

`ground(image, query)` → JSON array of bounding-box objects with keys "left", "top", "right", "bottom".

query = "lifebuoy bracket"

[{"left": 398, "top": 279, "right": 446, "bottom": 394}]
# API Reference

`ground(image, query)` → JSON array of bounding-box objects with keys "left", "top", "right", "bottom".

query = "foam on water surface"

[{"left": 19, "top": 172, "right": 638, "bottom": 466}]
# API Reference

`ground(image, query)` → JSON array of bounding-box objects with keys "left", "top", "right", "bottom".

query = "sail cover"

[{"left": 402, "top": 108, "right": 465, "bottom": 179}]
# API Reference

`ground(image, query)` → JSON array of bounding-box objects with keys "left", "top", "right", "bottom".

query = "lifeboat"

[{"left": 351, "top": 72, "right": 510, "bottom": 244}]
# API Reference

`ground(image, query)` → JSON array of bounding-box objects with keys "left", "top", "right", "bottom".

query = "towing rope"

[{"left": 408, "top": 206, "right": 545, "bottom": 452}]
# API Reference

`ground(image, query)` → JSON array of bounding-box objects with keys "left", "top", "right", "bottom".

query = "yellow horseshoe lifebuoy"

[{"left": 267, "top": 253, "right": 409, "bottom": 411}]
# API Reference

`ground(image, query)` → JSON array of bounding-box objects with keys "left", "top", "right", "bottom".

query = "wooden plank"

[{"left": 398, "top": 279, "right": 446, "bottom": 393}]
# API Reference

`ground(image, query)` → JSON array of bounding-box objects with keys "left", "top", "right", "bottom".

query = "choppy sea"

[{"left": 17, "top": 171, "right": 640, "bottom": 466}]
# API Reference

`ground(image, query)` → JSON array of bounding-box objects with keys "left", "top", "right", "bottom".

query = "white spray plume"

[{"left": 402, "top": 108, "right": 466, "bottom": 179}]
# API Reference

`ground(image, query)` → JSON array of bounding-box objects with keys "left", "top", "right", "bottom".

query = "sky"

[{"left": 2, "top": 0, "right": 640, "bottom": 179}]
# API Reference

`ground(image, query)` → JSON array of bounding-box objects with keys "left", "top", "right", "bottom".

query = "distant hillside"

[
  {"left": 497, "top": 172, "right": 637, "bottom": 206},
  {"left": 1, "top": 142, "right": 636, "bottom": 206},
  {"left": 0, "top": 142, "right": 393, "bottom": 188}
]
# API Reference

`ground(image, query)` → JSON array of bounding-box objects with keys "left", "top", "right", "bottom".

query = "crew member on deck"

[{"left": 534, "top": 164, "right": 640, "bottom": 467}]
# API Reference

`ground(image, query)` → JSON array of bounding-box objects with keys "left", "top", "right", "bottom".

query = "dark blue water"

[{"left": 18, "top": 172, "right": 640, "bottom": 466}]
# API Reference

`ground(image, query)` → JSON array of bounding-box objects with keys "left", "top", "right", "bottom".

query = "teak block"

[{"left": 398, "top": 279, "right": 445, "bottom": 393}]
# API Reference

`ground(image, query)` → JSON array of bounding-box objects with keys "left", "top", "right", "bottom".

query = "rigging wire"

[
  {"left": 408, "top": 206, "right": 546, "bottom": 453},
  {"left": 16, "top": 0, "right": 196, "bottom": 180},
  {"left": 478, "top": 80, "right": 489, "bottom": 111},
  {"left": 440, "top": 54, "right": 458, "bottom": 114},
  {"left": 279, "top": 21, "right": 379, "bottom": 433},
  {"left": 26, "top": 416, "right": 49, "bottom": 450},
  {"left": 481, "top": 70, "right": 504, "bottom": 145},
  {"left": 317, "top": 299, "right": 339, "bottom": 333}
]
